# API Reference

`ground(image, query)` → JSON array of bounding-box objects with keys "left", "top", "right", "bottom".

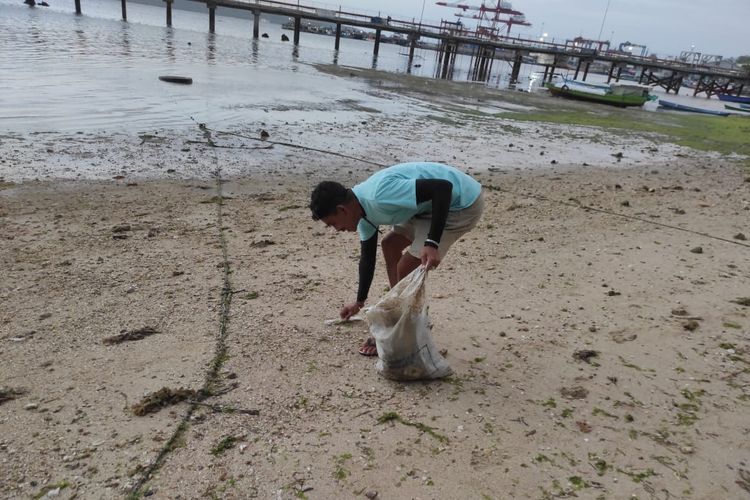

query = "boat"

[
  {"left": 658, "top": 99, "right": 730, "bottom": 116},
  {"left": 560, "top": 78, "right": 655, "bottom": 99},
  {"left": 559, "top": 78, "right": 610, "bottom": 92},
  {"left": 546, "top": 80, "right": 651, "bottom": 107},
  {"left": 610, "top": 83, "right": 658, "bottom": 101},
  {"left": 724, "top": 104, "right": 750, "bottom": 113},
  {"left": 717, "top": 94, "right": 750, "bottom": 104}
]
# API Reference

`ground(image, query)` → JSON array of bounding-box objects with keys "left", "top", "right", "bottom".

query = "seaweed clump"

[{"left": 131, "top": 387, "right": 198, "bottom": 416}]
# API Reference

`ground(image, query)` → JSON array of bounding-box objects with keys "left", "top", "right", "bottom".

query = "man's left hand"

[{"left": 421, "top": 245, "right": 440, "bottom": 270}]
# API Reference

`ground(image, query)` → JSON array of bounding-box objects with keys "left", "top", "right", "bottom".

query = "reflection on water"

[
  {"left": 2, "top": 0, "right": 546, "bottom": 133},
  {"left": 250, "top": 38, "right": 258, "bottom": 64},
  {"left": 3, "top": 0, "right": 727, "bottom": 133},
  {"left": 120, "top": 22, "right": 131, "bottom": 57},
  {"left": 206, "top": 32, "right": 216, "bottom": 63},
  {"left": 164, "top": 28, "right": 175, "bottom": 62}
]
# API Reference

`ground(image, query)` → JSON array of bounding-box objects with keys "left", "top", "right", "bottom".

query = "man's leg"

[
  {"left": 381, "top": 230, "right": 412, "bottom": 287},
  {"left": 397, "top": 252, "right": 421, "bottom": 282}
]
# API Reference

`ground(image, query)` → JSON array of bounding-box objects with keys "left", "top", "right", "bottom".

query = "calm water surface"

[
  {"left": 0, "top": 0, "right": 516, "bottom": 133},
  {"left": 0, "top": 0, "right": 732, "bottom": 133}
]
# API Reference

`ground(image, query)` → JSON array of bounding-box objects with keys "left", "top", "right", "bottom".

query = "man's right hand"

[{"left": 340, "top": 302, "right": 363, "bottom": 320}]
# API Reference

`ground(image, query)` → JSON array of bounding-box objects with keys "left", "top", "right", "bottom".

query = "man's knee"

[{"left": 381, "top": 231, "right": 410, "bottom": 254}]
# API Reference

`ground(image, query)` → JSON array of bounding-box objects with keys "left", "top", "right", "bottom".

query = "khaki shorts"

[{"left": 393, "top": 190, "right": 485, "bottom": 259}]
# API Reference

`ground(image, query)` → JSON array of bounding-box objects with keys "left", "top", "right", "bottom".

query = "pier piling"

[
  {"left": 293, "top": 16, "right": 300, "bottom": 45},
  {"left": 487, "top": 53, "right": 495, "bottom": 82},
  {"left": 472, "top": 45, "right": 493, "bottom": 82},
  {"left": 435, "top": 40, "right": 445, "bottom": 75},
  {"left": 164, "top": 0, "right": 172, "bottom": 27},
  {"left": 253, "top": 10, "right": 260, "bottom": 38},
  {"left": 121, "top": 0, "right": 127, "bottom": 20},
  {"left": 510, "top": 52, "right": 523, "bottom": 84},
  {"left": 548, "top": 56, "right": 559, "bottom": 84},
  {"left": 638, "top": 67, "right": 647, "bottom": 85},
  {"left": 642, "top": 69, "right": 684, "bottom": 94},
  {"left": 334, "top": 23, "right": 341, "bottom": 50},
  {"left": 607, "top": 63, "right": 616, "bottom": 83},
  {"left": 450, "top": 44, "right": 458, "bottom": 78},
  {"left": 75, "top": 0, "right": 81, "bottom": 14},
  {"left": 440, "top": 42, "right": 452, "bottom": 79},
  {"left": 693, "top": 75, "right": 707, "bottom": 96},
  {"left": 407, "top": 36, "right": 417, "bottom": 72},
  {"left": 374, "top": 29, "right": 381, "bottom": 56},
  {"left": 208, "top": 4, "right": 216, "bottom": 33},
  {"left": 671, "top": 73, "right": 683, "bottom": 94},
  {"left": 470, "top": 46, "right": 479, "bottom": 80}
]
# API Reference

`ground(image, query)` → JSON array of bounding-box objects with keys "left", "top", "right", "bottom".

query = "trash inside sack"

[{"left": 365, "top": 267, "right": 452, "bottom": 381}]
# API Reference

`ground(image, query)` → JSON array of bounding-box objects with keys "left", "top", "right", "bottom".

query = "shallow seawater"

[
  {"left": 0, "top": 0, "right": 531, "bottom": 133},
  {"left": 2, "top": 0, "right": 739, "bottom": 135}
]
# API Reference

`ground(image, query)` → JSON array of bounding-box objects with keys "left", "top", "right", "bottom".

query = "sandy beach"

[{"left": 2, "top": 71, "right": 750, "bottom": 500}]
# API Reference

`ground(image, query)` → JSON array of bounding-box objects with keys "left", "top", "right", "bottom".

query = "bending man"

[{"left": 309, "top": 162, "right": 484, "bottom": 356}]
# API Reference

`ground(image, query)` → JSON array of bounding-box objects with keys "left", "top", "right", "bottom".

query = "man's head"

[{"left": 309, "top": 181, "right": 361, "bottom": 232}]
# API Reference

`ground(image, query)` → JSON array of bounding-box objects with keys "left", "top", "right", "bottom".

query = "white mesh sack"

[{"left": 365, "top": 267, "right": 452, "bottom": 381}]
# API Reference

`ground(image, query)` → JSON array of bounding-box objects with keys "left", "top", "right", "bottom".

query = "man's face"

[{"left": 321, "top": 205, "right": 358, "bottom": 232}]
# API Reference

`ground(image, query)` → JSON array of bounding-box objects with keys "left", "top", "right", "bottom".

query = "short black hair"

[{"left": 309, "top": 181, "right": 352, "bottom": 220}]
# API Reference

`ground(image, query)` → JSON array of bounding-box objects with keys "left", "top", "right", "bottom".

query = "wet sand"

[{"left": 1, "top": 75, "right": 750, "bottom": 499}]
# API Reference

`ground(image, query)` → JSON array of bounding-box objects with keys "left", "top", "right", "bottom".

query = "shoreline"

[
  {"left": 0, "top": 111, "right": 705, "bottom": 186},
  {"left": 3, "top": 63, "right": 748, "bottom": 186}
]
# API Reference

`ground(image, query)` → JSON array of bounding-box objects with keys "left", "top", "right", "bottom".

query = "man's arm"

[
  {"left": 357, "top": 233, "right": 378, "bottom": 304},
  {"left": 415, "top": 178, "right": 453, "bottom": 246},
  {"left": 340, "top": 233, "right": 377, "bottom": 319}
]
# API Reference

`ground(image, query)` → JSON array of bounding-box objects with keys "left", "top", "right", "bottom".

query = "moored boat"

[
  {"left": 610, "top": 82, "right": 658, "bottom": 101},
  {"left": 559, "top": 78, "right": 655, "bottom": 99},
  {"left": 559, "top": 78, "right": 610, "bottom": 92},
  {"left": 717, "top": 94, "right": 750, "bottom": 104},
  {"left": 658, "top": 99, "right": 730, "bottom": 116},
  {"left": 724, "top": 104, "right": 750, "bottom": 113},
  {"left": 546, "top": 81, "right": 651, "bottom": 107}
]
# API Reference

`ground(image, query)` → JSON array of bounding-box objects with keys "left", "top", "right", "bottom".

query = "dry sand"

[{"left": 1, "top": 81, "right": 750, "bottom": 500}]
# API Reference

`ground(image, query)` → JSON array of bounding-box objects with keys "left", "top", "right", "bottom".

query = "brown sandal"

[{"left": 358, "top": 337, "right": 378, "bottom": 357}]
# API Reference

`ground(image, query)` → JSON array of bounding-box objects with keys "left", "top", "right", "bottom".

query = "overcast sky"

[{"left": 330, "top": 0, "right": 748, "bottom": 58}]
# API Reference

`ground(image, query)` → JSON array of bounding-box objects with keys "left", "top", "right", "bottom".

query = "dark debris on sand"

[
  {"left": 131, "top": 387, "right": 198, "bottom": 416},
  {"left": 103, "top": 326, "right": 159, "bottom": 345}
]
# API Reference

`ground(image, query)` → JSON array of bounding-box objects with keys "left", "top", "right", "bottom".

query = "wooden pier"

[{"left": 69, "top": 0, "right": 749, "bottom": 98}]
